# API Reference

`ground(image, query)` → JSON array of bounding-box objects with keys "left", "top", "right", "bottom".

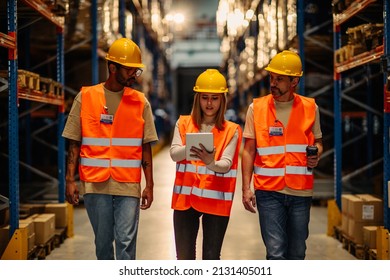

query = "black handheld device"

[{"left": 306, "top": 145, "right": 318, "bottom": 171}]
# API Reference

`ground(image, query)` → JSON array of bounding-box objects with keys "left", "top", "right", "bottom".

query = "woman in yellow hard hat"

[
  {"left": 170, "top": 69, "right": 242, "bottom": 260},
  {"left": 62, "top": 38, "right": 158, "bottom": 260}
]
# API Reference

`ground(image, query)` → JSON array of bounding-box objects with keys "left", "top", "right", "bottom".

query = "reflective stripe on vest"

[
  {"left": 177, "top": 163, "right": 237, "bottom": 178},
  {"left": 254, "top": 166, "right": 313, "bottom": 176},
  {"left": 82, "top": 137, "right": 142, "bottom": 146},
  {"left": 173, "top": 185, "right": 234, "bottom": 201},
  {"left": 257, "top": 144, "right": 307, "bottom": 155}
]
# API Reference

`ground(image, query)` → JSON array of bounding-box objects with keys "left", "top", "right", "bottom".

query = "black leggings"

[{"left": 173, "top": 208, "right": 229, "bottom": 260}]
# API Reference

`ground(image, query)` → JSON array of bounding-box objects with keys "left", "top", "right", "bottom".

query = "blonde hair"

[{"left": 191, "top": 92, "right": 227, "bottom": 131}]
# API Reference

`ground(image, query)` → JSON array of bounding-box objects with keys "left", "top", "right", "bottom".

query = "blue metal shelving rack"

[
  {"left": 333, "top": 0, "right": 389, "bottom": 230},
  {"left": 3, "top": 0, "right": 66, "bottom": 240}
]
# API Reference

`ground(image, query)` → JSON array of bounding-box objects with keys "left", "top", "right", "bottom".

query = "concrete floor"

[{"left": 46, "top": 146, "right": 356, "bottom": 260}]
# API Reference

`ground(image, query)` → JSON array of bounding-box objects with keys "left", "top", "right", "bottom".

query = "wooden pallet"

[
  {"left": 29, "top": 236, "right": 55, "bottom": 260},
  {"left": 40, "top": 77, "right": 63, "bottom": 98},
  {"left": 0, "top": 69, "right": 40, "bottom": 91},
  {"left": 364, "top": 248, "right": 377, "bottom": 260},
  {"left": 18, "top": 70, "right": 40, "bottom": 91},
  {"left": 341, "top": 235, "right": 365, "bottom": 259},
  {"left": 53, "top": 227, "right": 67, "bottom": 248},
  {"left": 333, "top": 226, "right": 365, "bottom": 259}
]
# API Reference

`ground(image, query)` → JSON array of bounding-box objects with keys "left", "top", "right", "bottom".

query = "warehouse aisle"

[{"left": 46, "top": 146, "right": 356, "bottom": 260}]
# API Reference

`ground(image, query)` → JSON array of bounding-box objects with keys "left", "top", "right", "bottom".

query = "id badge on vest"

[
  {"left": 100, "top": 114, "right": 113, "bottom": 124},
  {"left": 269, "top": 120, "right": 283, "bottom": 136}
]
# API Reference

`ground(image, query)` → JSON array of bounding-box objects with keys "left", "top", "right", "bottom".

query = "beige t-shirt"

[
  {"left": 62, "top": 84, "right": 159, "bottom": 198},
  {"left": 243, "top": 96, "right": 322, "bottom": 197}
]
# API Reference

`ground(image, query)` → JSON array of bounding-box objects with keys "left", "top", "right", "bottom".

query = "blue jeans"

[
  {"left": 84, "top": 194, "right": 140, "bottom": 260},
  {"left": 255, "top": 190, "right": 312, "bottom": 260},
  {"left": 173, "top": 208, "right": 229, "bottom": 260}
]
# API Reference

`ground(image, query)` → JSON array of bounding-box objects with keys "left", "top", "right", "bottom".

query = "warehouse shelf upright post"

[{"left": 1, "top": 0, "right": 66, "bottom": 259}]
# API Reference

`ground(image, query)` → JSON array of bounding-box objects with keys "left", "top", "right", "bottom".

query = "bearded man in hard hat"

[
  {"left": 62, "top": 38, "right": 158, "bottom": 260},
  {"left": 241, "top": 50, "right": 323, "bottom": 260}
]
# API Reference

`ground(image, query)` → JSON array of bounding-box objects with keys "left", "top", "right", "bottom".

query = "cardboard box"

[
  {"left": 44, "top": 203, "right": 68, "bottom": 228},
  {"left": 348, "top": 194, "right": 383, "bottom": 222},
  {"left": 355, "top": 194, "right": 383, "bottom": 222},
  {"left": 19, "top": 218, "right": 36, "bottom": 252},
  {"left": 33, "top": 213, "right": 55, "bottom": 245},
  {"left": 341, "top": 194, "right": 355, "bottom": 214},
  {"left": 363, "top": 225, "right": 378, "bottom": 249},
  {"left": 348, "top": 219, "right": 378, "bottom": 244},
  {"left": 19, "top": 218, "right": 35, "bottom": 236}
]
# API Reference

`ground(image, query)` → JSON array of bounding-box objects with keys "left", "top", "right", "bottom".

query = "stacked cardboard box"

[
  {"left": 33, "top": 213, "right": 55, "bottom": 245},
  {"left": 19, "top": 218, "right": 36, "bottom": 252},
  {"left": 341, "top": 194, "right": 383, "bottom": 244},
  {"left": 44, "top": 203, "right": 68, "bottom": 229}
]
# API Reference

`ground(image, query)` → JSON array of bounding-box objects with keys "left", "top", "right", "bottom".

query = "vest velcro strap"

[
  {"left": 286, "top": 144, "right": 307, "bottom": 153},
  {"left": 80, "top": 157, "right": 110, "bottom": 167},
  {"left": 112, "top": 138, "right": 142, "bottom": 146},
  {"left": 286, "top": 165, "right": 312, "bottom": 175},
  {"left": 192, "top": 186, "right": 233, "bottom": 201},
  {"left": 82, "top": 137, "right": 110, "bottom": 146},
  {"left": 173, "top": 185, "right": 192, "bottom": 195},
  {"left": 258, "top": 145, "right": 284, "bottom": 155},
  {"left": 254, "top": 166, "right": 284, "bottom": 176},
  {"left": 111, "top": 159, "right": 142, "bottom": 168}
]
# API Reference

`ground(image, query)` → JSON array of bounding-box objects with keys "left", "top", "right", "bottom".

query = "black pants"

[{"left": 173, "top": 208, "right": 229, "bottom": 260}]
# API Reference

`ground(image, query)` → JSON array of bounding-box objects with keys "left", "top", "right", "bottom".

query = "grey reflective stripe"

[
  {"left": 197, "top": 166, "right": 237, "bottom": 178},
  {"left": 80, "top": 158, "right": 141, "bottom": 168},
  {"left": 80, "top": 158, "right": 110, "bottom": 167},
  {"left": 112, "top": 138, "right": 142, "bottom": 146},
  {"left": 286, "top": 165, "right": 311, "bottom": 175},
  {"left": 192, "top": 186, "right": 233, "bottom": 201},
  {"left": 177, "top": 163, "right": 196, "bottom": 173},
  {"left": 254, "top": 166, "right": 285, "bottom": 176},
  {"left": 177, "top": 164, "right": 237, "bottom": 178},
  {"left": 111, "top": 159, "right": 141, "bottom": 168},
  {"left": 173, "top": 185, "right": 233, "bottom": 201},
  {"left": 173, "top": 185, "right": 192, "bottom": 195},
  {"left": 258, "top": 144, "right": 307, "bottom": 155},
  {"left": 82, "top": 137, "right": 110, "bottom": 146},
  {"left": 286, "top": 144, "right": 307, "bottom": 153},
  {"left": 258, "top": 146, "right": 284, "bottom": 155},
  {"left": 82, "top": 137, "right": 142, "bottom": 147}
]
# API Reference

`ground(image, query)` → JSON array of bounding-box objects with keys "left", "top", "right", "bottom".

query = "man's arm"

[
  {"left": 141, "top": 142, "right": 154, "bottom": 210},
  {"left": 65, "top": 139, "right": 81, "bottom": 205},
  {"left": 241, "top": 138, "right": 257, "bottom": 213}
]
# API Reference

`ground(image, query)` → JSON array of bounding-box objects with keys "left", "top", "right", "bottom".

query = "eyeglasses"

[{"left": 121, "top": 66, "right": 143, "bottom": 77}]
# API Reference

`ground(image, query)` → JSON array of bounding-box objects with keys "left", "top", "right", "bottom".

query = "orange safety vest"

[
  {"left": 79, "top": 84, "right": 145, "bottom": 183},
  {"left": 253, "top": 94, "right": 315, "bottom": 191},
  {"left": 171, "top": 115, "right": 242, "bottom": 217}
]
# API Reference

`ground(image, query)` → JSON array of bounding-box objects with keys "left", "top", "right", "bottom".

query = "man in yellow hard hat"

[
  {"left": 241, "top": 50, "right": 323, "bottom": 259},
  {"left": 62, "top": 38, "right": 158, "bottom": 260}
]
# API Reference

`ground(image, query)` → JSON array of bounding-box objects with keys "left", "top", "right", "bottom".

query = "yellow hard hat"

[
  {"left": 193, "top": 69, "right": 228, "bottom": 93},
  {"left": 105, "top": 38, "right": 145, "bottom": 68},
  {"left": 265, "top": 50, "right": 303, "bottom": 77}
]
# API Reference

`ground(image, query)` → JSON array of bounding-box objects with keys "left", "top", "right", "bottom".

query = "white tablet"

[{"left": 185, "top": 132, "right": 214, "bottom": 161}]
